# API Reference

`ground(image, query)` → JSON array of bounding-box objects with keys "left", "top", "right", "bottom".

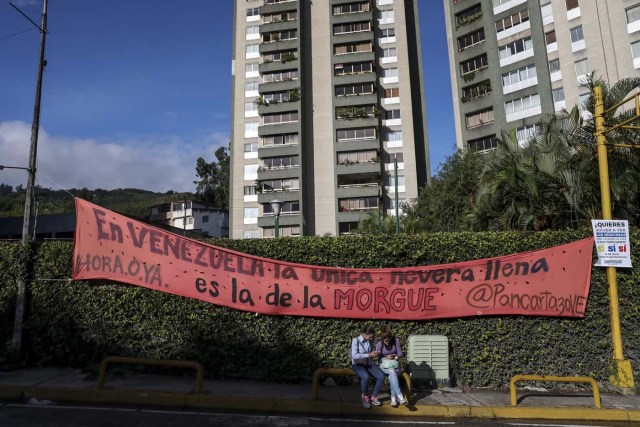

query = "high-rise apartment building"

[
  {"left": 444, "top": 0, "right": 640, "bottom": 152},
  {"left": 230, "top": 0, "right": 430, "bottom": 238}
]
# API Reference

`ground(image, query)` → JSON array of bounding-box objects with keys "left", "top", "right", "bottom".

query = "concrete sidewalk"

[{"left": 1, "top": 367, "right": 640, "bottom": 422}]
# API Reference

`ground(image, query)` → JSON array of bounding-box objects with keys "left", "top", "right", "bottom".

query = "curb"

[{"left": 1, "top": 384, "right": 639, "bottom": 422}]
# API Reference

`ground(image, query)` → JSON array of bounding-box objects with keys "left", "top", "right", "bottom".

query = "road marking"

[
  {"left": 308, "top": 419, "right": 455, "bottom": 425},
  {"left": 509, "top": 423, "right": 613, "bottom": 427}
]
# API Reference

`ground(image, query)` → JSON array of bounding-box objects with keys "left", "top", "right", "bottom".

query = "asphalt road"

[{"left": 2, "top": 403, "right": 640, "bottom": 427}]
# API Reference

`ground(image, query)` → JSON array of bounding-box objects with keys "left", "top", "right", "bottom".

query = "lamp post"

[
  {"left": 270, "top": 199, "right": 284, "bottom": 238},
  {"left": 593, "top": 85, "right": 639, "bottom": 392}
]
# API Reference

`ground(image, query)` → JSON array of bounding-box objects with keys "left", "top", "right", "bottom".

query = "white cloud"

[{"left": 0, "top": 120, "right": 228, "bottom": 193}]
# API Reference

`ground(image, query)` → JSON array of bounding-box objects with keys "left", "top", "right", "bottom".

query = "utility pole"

[{"left": 10, "top": 0, "right": 48, "bottom": 362}]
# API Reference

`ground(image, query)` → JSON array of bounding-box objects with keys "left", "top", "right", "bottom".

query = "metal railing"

[{"left": 510, "top": 374, "right": 601, "bottom": 408}]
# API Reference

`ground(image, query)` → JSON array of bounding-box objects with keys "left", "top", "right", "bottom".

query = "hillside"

[{"left": 0, "top": 184, "right": 195, "bottom": 218}]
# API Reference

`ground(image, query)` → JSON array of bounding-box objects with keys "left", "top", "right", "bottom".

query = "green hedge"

[{"left": 1, "top": 230, "right": 639, "bottom": 389}]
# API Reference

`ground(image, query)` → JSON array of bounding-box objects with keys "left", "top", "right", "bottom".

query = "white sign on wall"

[{"left": 591, "top": 220, "right": 633, "bottom": 268}]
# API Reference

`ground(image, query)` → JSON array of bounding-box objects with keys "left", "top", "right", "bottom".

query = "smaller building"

[{"left": 148, "top": 201, "right": 229, "bottom": 238}]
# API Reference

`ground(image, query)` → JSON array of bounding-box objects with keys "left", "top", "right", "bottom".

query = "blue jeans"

[
  {"left": 352, "top": 363, "right": 385, "bottom": 397},
  {"left": 380, "top": 367, "right": 401, "bottom": 397}
]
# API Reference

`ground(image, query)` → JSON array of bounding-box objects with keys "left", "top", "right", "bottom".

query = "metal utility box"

[{"left": 407, "top": 335, "right": 450, "bottom": 389}]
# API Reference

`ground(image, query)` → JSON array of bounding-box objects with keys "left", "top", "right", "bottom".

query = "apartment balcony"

[
  {"left": 332, "top": 11, "right": 373, "bottom": 25},
  {"left": 259, "top": 58, "right": 298, "bottom": 74},
  {"left": 336, "top": 138, "right": 380, "bottom": 151},
  {"left": 258, "top": 144, "right": 300, "bottom": 158},
  {"left": 259, "top": 1, "right": 298, "bottom": 16},
  {"left": 337, "top": 210, "right": 378, "bottom": 223},
  {"left": 334, "top": 116, "right": 378, "bottom": 128},
  {"left": 259, "top": 39, "right": 298, "bottom": 55},
  {"left": 259, "top": 79, "right": 298, "bottom": 93},
  {"left": 332, "top": 51, "right": 375, "bottom": 65},
  {"left": 258, "top": 212, "right": 301, "bottom": 228},
  {"left": 333, "top": 71, "right": 377, "bottom": 85},
  {"left": 332, "top": 30, "right": 374, "bottom": 45},
  {"left": 334, "top": 93, "right": 377, "bottom": 108},
  {"left": 257, "top": 190, "right": 300, "bottom": 206},
  {"left": 257, "top": 166, "right": 300, "bottom": 181},
  {"left": 258, "top": 100, "right": 300, "bottom": 115},
  {"left": 260, "top": 20, "right": 297, "bottom": 35},
  {"left": 259, "top": 121, "right": 299, "bottom": 137},
  {"left": 336, "top": 182, "right": 380, "bottom": 199},
  {"left": 336, "top": 160, "right": 381, "bottom": 176}
]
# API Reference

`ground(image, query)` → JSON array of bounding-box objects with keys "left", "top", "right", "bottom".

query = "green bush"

[{"left": 1, "top": 230, "right": 638, "bottom": 389}]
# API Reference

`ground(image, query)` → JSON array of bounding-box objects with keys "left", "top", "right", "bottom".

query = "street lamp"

[
  {"left": 0, "top": 165, "right": 31, "bottom": 171},
  {"left": 270, "top": 199, "right": 284, "bottom": 238}
]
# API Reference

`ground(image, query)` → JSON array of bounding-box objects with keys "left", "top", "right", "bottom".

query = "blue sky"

[{"left": 0, "top": 0, "right": 455, "bottom": 193}]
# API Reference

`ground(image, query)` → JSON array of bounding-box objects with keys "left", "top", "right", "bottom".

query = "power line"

[{"left": 0, "top": 27, "right": 35, "bottom": 42}]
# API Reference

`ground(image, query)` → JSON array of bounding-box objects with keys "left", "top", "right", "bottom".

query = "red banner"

[{"left": 73, "top": 198, "right": 594, "bottom": 320}]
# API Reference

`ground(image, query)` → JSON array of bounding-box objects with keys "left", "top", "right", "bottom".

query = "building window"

[
  {"left": 504, "top": 94, "right": 541, "bottom": 115},
  {"left": 495, "top": 9, "right": 529, "bottom": 34},
  {"left": 516, "top": 124, "right": 540, "bottom": 142},
  {"left": 333, "top": 2, "right": 371, "bottom": 15},
  {"left": 466, "top": 108, "right": 494, "bottom": 129},
  {"left": 334, "top": 21, "right": 371, "bottom": 35},
  {"left": 627, "top": 5, "right": 640, "bottom": 24},
  {"left": 386, "top": 109, "right": 401, "bottom": 120},
  {"left": 202, "top": 215, "right": 209, "bottom": 223},
  {"left": 244, "top": 208, "right": 258, "bottom": 225},
  {"left": 261, "top": 178, "right": 300, "bottom": 192},
  {"left": 245, "top": 62, "right": 259, "bottom": 74},
  {"left": 334, "top": 61, "right": 374, "bottom": 76},
  {"left": 334, "top": 41, "right": 373, "bottom": 55},
  {"left": 336, "top": 127, "right": 377, "bottom": 141},
  {"left": 335, "top": 105, "right": 376, "bottom": 119},
  {"left": 244, "top": 142, "right": 259, "bottom": 153},
  {"left": 384, "top": 88, "right": 399, "bottom": 98},
  {"left": 263, "top": 226, "right": 300, "bottom": 237},
  {"left": 339, "top": 222, "right": 359, "bottom": 235},
  {"left": 263, "top": 201, "right": 299, "bottom": 214},
  {"left": 263, "top": 155, "right": 299, "bottom": 169},
  {"left": 455, "top": 4, "right": 482, "bottom": 28},
  {"left": 244, "top": 185, "right": 257, "bottom": 196},
  {"left": 262, "top": 70, "right": 298, "bottom": 83},
  {"left": 498, "top": 36, "right": 533, "bottom": 60},
  {"left": 579, "top": 93, "right": 590, "bottom": 107},
  {"left": 545, "top": 30, "right": 556, "bottom": 44},
  {"left": 264, "top": 30, "right": 297, "bottom": 42},
  {"left": 458, "top": 28, "right": 486, "bottom": 51},
  {"left": 335, "top": 82, "right": 375, "bottom": 97},
  {"left": 263, "top": 133, "right": 299, "bottom": 146},
  {"left": 549, "top": 58, "right": 560, "bottom": 73},
  {"left": 552, "top": 87, "right": 565, "bottom": 103},
  {"left": 262, "top": 50, "right": 297, "bottom": 63},
  {"left": 337, "top": 150, "right": 379, "bottom": 165},
  {"left": 468, "top": 135, "right": 497, "bottom": 152},
  {"left": 462, "top": 79, "right": 492, "bottom": 102},
  {"left": 382, "top": 47, "right": 397, "bottom": 58},
  {"left": 246, "top": 7, "right": 260, "bottom": 17},
  {"left": 243, "top": 230, "right": 259, "bottom": 239},
  {"left": 632, "top": 40, "right": 640, "bottom": 62},
  {"left": 245, "top": 81, "right": 260, "bottom": 93},
  {"left": 381, "top": 28, "right": 396, "bottom": 38},
  {"left": 244, "top": 164, "right": 258, "bottom": 180},
  {"left": 569, "top": 25, "right": 584, "bottom": 43},
  {"left": 379, "top": 10, "right": 394, "bottom": 23},
  {"left": 263, "top": 111, "right": 299, "bottom": 125},
  {"left": 382, "top": 68, "right": 398, "bottom": 78},
  {"left": 245, "top": 101, "right": 258, "bottom": 112},
  {"left": 244, "top": 122, "right": 259, "bottom": 135},
  {"left": 575, "top": 58, "right": 588, "bottom": 76},
  {"left": 339, "top": 197, "right": 378, "bottom": 212},
  {"left": 501, "top": 64, "right": 536, "bottom": 87},
  {"left": 263, "top": 11, "right": 297, "bottom": 23},
  {"left": 460, "top": 53, "right": 488, "bottom": 75},
  {"left": 386, "top": 130, "right": 403, "bottom": 141},
  {"left": 541, "top": 3, "right": 553, "bottom": 19},
  {"left": 246, "top": 26, "right": 260, "bottom": 37},
  {"left": 565, "top": 0, "right": 579, "bottom": 11}
]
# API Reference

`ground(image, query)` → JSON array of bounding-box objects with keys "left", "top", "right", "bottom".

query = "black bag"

[
  {"left": 353, "top": 338, "right": 370, "bottom": 366},
  {"left": 355, "top": 358, "right": 369, "bottom": 366}
]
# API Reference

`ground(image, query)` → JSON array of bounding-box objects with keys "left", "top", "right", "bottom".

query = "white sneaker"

[
  {"left": 390, "top": 396, "right": 398, "bottom": 407},
  {"left": 397, "top": 394, "right": 406, "bottom": 405}
]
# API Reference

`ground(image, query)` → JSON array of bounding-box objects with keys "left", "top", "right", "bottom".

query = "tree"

[
  {"left": 194, "top": 144, "right": 230, "bottom": 209},
  {"left": 403, "top": 149, "right": 483, "bottom": 232}
]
